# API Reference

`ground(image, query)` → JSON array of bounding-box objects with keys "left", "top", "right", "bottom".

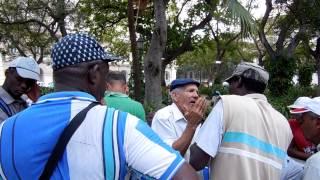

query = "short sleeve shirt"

[
  {"left": 303, "top": 152, "right": 320, "bottom": 180},
  {"left": 289, "top": 119, "right": 317, "bottom": 154},
  {"left": 0, "top": 91, "right": 184, "bottom": 179},
  {"left": 0, "top": 87, "right": 27, "bottom": 123},
  {"left": 195, "top": 101, "right": 224, "bottom": 157},
  {"left": 104, "top": 91, "right": 146, "bottom": 121}
]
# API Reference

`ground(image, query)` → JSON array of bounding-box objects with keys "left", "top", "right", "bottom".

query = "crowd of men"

[{"left": 0, "top": 33, "right": 319, "bottom": 180}]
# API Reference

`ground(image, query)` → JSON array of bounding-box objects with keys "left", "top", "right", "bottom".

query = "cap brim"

[
  {"left": 103, "top": 53, "right": 122, "bottom": 62},
  {"left": 16, "top": 68, "right": 40, "bottom": 81},
  {"left": 225, "top": 75, "right": 235, "bottom": 83},
  {"left": 289, "top": 108, "right": 310, "bottom": 114},
  {"left": 287, "top": 105, "right": 304, "bottom": 109}
]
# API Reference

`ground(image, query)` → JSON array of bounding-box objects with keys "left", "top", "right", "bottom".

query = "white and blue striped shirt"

[{"left": 0, "top": 91, "right": 184, "bottom": 179}]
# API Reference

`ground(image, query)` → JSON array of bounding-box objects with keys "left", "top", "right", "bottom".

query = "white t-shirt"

[
  {"left": 195, "top": 101, "right": 224, "bottom": 157},
  {"left": 303, "top": 151, "right": 320, "bottom": 180}
]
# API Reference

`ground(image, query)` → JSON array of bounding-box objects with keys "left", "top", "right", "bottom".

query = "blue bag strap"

[{"left": 0, "top": 98, "right": 13, "bottom": 117}]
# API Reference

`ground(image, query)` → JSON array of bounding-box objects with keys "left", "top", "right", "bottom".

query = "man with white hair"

[{"left": 0, "top": 57, "right": 40, "bottom": 123}]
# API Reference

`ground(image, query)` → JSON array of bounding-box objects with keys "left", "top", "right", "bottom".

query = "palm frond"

[{"left": 222, "top": 0, "right": 257, "bottom": 37}]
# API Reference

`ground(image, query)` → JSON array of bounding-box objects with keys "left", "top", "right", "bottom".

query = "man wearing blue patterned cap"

[
  {"left": 190, "top": 62, "right": 293, "bottom": 180},
  {"left": 0, "top": 34, "right": 197, "bottom": 180}
]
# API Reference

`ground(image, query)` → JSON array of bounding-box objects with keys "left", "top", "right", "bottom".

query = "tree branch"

[
  {"left": 286, "top": 24, "right": 306, "bottom": 56},
  {"left": 0, "top": 19, "right": 58, "bottom": 41},
  {"left": 258, "top": 0, "right": 275, "bottom": 59},
  {"left": 175, "top": 0, "right": 191, "bottom": 23},
  {"left": 163, "top": 13, "right": 212, "bottom": 65},
  {"left": 275, "top": 17, "right": 294, "bottom": 53}
]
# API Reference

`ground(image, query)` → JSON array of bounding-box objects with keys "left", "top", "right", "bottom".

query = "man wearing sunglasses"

[{"left": 0, "top": 57, "right": 40, "bottom": 123}]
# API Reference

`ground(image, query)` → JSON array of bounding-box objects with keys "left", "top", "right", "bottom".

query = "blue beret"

[
  {"left": 170, "top": 78, "right": 200, "bottom": 91},
  {"left": 51, "top": 33, "right": 120, "bottom": 70}
]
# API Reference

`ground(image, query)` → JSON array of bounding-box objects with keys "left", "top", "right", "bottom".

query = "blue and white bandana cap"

[{"left": 51, "top": 33, "right": 120, "bottom": 70}]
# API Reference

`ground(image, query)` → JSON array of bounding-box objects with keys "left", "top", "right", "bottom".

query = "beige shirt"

[
  {"left": 0, "top": 87, "right": 28, "bottom": 123},
  {"left": 196, "top": 94, "right": 292, "bottom": 180}
]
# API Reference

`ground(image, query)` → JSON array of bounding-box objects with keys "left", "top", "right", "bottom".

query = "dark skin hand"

[
  {"left": 287, "top": 140, "right": 311, "bottom": 161},
  {"left": 189, "top": 143, "right": 211, "bottom": 171}
]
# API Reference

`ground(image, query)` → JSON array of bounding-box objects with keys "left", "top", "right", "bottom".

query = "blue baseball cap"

[
  {"left": 51, "top": 33, "right": 120, "bottom": 70},
  {"left": 170, "top": 78, "right": 200, "bottom": 91}
]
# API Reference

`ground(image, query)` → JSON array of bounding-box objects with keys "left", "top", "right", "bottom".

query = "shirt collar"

[
  {"left": 0, "top": 86, "right": 20, "bottom": 104},
  {"left": 245, "top": 93, "right": 268, "bottom": 101},
  {"left": 171, "top": 103, "right": 186, "bottom": 122},
  {"left": 105, "top": 91, "right": 128, "bottom": 98},
  {"left": 36, "top": 91, "right": 97, "bottom": 104}
]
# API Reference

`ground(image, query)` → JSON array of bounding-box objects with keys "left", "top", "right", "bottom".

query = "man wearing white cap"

[
  {"left": 287, "top": 97, "right": 317, "bottom": 161},
  {"left": 190, "top": 62, "right": 292, "bottom": 180},
  {"left": 279, "top": 97, "right": 314, "bottom": 180},
  {"left": 301, "top": 99, "right": 320, "bottom": 179},
  {"left": 0, "top": 57, "right": 40, "bottom": 123}
]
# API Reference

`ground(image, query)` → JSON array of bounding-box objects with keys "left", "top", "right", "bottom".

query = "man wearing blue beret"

[{"left": 151, "top": 78, "right": 207, "bottom": 177}]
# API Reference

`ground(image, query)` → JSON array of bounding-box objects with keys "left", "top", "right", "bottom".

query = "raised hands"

[{"left": 182, "top": 97, "right": 207, "bottom": 127}]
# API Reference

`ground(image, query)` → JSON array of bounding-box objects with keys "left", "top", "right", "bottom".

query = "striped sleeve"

[{"left": 124, "top": 113, "right": 185, "bottom": 179}]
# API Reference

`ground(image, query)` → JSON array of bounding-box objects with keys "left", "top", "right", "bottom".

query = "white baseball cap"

[
  {"left": 305, "top": 99, "right": 320, "bottom": 116},
  {"left": 288, "top": 97, "right": 312, "bottom": 114},
  {"left": 9, "top": 57, "right": 40, "bottom": 81},
  {"left": 313, "top": 97, "right": 320, "bottom": 103}
]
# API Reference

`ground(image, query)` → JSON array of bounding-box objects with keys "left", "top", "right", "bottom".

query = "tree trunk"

[
  {"left": 128, "top": 0, "right": 143, "bottom": 102},
  {"left": 311, "top": 37, "right": 320, "bottom": 87},
  {"left": 161, "top": 63, "right": 166, "bottom": 87},
  {"left": 57, "top": 0, "right": 67, "bottom": 36},
  {"left": 144, "top": 0, "right": 167, "bottom": 110}
]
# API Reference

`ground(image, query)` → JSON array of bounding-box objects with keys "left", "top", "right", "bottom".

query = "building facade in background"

[{"left": 0, "top": 53, "right": 177, "bottom": 87}]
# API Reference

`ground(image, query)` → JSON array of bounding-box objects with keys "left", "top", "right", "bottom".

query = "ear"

[
  {"left": 106, "top": 82, "right": 110, "bottom": 90},
  {"left": 4, "top": 69, "right": 9, "bottom": 77},
  {"left": 236, "top": 76, "right": 243, "bottom": 88},
  {"left": 88, "top": 64, "right": 101, "bottom": 86},
  {"left": 170, "top": 91, "right": 179, "bottom": 102},
  {"left": 316, "top": 120, "right": 320, "bottom": 129},
  {"left": 124, "top": 84, "right": 129, "bottom": 94}
]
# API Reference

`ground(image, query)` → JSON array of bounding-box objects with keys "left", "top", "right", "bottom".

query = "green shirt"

[{"left": 104, "top": 91, "right": 146, "bottom": 121}]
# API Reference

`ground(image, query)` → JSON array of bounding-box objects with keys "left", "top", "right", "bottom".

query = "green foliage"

[
  {"left": 40, "top": 87, "right": 54, "bottom": 96},
  {"left": 198, "top": 84, "right": 228, "bottom": 97},
  {"left": 161, "top": 87, "right": 171, "bottom": 106},
  {"left": 298, "top": 63, "right": 315, "bottom": 87},
  {"left": 0, "top": 0, "right": 59, "bottom": 60},
  {"left": 265, "top": 55, "right": 297, "bottom": 96},
  {"left": 79, "top": 0, "right": 130, "bottom": 58},
  {"left": 199, "top": 86, "right": 212, "bottom": 97},
  {"left": 128, "top": 71, "right": 145, "bottom": 101},
  {"left": 266, "top": 86, "right": 317, "bottom": 118},
  {"left": 223, "top": 0, "right": 257, "bottom": 37}
]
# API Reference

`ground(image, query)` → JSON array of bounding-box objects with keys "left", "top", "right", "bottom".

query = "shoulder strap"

[
  {"left": 0, "top": 97, "right": 13, "bottom": 117},
  {"left": 39, "top": 102, "right": 98, "bottom": 180}
]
